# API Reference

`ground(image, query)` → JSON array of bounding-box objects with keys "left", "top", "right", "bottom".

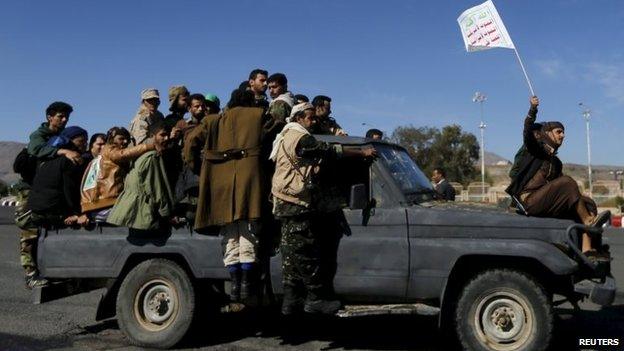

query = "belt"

[{"left": 204, "top": 147, "right": 261, "bottom": 161}]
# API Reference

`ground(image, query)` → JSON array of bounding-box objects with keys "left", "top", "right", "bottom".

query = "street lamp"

[
  {"left": 473, "top": 92, "right": 487, "bottom": 201},
  {"left": 578, "top": 103, "right": 593, "bottom": 197}
]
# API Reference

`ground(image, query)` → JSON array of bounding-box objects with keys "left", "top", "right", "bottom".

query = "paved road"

[{"left": 0, "top": 207, "right": 623, "bottom": 350}]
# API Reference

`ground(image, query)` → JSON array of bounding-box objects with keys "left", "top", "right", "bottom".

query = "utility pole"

[
  {"left": 473, "top": 92, "right": 487, "bottom": 201},
  {"left": 579, "top": 103, "right": 593, "bottom": 197}
]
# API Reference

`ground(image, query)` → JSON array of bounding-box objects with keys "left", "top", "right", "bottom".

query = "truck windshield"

[{"left": 376, "top": 145, "right": 435, "bottom": 202}]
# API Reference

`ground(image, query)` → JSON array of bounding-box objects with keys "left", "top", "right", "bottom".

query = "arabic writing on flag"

[{"left": 457, "top": 0, "right": 515, "bottom": 52}]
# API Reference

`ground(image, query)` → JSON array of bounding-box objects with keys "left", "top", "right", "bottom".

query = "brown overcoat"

[{"left": 183, "top": 107, "right": 267, "bottom": 230}]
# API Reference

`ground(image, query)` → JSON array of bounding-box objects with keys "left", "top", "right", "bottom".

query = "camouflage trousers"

[
  {"left": 279, "top": 214, "right": 325, "bottom": 299},
  {"left": 313, "top": 212, "right": 344, "bottom": 297},
  {"left": 14, "top": 189, "right": 38, "bottom": 274}
]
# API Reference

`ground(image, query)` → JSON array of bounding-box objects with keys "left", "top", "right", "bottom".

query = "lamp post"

[
  {"left": 579, "top": 103, "right": 593, "bottom": 197},
  {"left": 473, "top": 92, "right": 487, "bottom": 201}
]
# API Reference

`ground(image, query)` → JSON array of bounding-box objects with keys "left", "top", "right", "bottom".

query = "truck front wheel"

[
  {"left": 116, "top": 259, "right": 195, "bottom": 349},
  {"left": 455, "top": 269, "right": 553, "bottom": 351}
]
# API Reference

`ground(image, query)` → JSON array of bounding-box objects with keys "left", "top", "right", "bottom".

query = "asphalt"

[{"left": 0, "top": 207, "right": 623, "bottom": 351}]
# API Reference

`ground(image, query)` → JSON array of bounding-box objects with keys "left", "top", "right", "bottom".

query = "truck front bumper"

[{"left": 574, "top": 276, "right": 616, "bottom": 306}]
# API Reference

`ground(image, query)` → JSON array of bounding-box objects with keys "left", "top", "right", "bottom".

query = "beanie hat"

[
  {"left": 47, "top": 126, "right": 88, "bottom": 148},
  {"left": 205, "top": 94, "right": 221, "bottom": 109},
  {"left": 541, "top": 121, "right": 565, "bottom": 132}
]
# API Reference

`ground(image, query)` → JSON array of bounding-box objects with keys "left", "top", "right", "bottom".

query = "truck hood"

[{"left": 405, "top": 201, "right": 574, "bottom": 244}]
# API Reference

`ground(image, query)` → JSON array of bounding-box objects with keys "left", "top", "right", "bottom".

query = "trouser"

[
  {"left": 221, "top": 220, "right": 259, "bottom": 266},
  {"left": 14, "top": 189, "right": 38, "bottom": 274},
  {"left": 280, "top": 213, "right": 325, "bottom": 300},
  {"left": 314, "top": 212, "right": 344, "bottom": 297},
  {"left": 524, "top": 176, "right": 597, "bottom": 220}
]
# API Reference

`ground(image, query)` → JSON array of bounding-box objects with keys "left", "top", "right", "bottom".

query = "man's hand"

[
  {"left": 170, "top": 126, "right": 182, "bottom": 140},
  {"left": 362, "top": 147, "right": 378, "bottom": 160},
  {"left": 64, "top": 215, "right": 79, "bottom": 226},
  {"left": 58, "top": 149, "right": 82, "bottom": 164},
  {"left": 530, "top": 95, "right": 539, "bottom": 108}
]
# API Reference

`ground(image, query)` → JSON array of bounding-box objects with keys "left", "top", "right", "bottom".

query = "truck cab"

[{"left": 34, "top": 136, "right": 615, "bottom": 351}]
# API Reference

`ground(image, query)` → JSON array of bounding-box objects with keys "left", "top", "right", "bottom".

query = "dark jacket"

[
  {"left": 434, "top": 179, "right": 456, "bottom": 201},
  {"left": 27, "top": 156, "right": 85, "bottom": 216},
  {"left": 27, "top": 123, "right": 61, "bottom": 159},
  {"left": 505, "top": 106, "right": 561, "bottom": 197}
]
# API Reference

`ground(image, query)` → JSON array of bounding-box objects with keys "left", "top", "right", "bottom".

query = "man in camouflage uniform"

[
  {"left": 270, "top": 102, "right": 376, "bottom": 315},
  {"left": 311, "top": 95, "right": 347, "bottom": 136},
  {"left": 267, "top": 73, "right": 295, "bottom": 124}
]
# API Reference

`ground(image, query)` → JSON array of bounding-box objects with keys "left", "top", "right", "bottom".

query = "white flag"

[{"left": 457, "top": 0, "right": 515, "bottom": 52}]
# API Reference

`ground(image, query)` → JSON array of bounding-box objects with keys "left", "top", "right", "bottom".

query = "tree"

[{"left": 390, "top": 124, "right": 479, "bottom": 185}]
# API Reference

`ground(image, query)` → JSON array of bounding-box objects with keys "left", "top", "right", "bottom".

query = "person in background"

[
  {"left": 431, "top": 167, "right": 456, "bottom": 201},
  {"left": 294, "top": 94, "right": 309, "bottom": 105},
  {"left": 365, "top": 129, "right": 383, "bottom": 140},
  {"left": 248, "top": 69, "right": 269, "bottom": 109},
  {"left": 129, "top": 88, "right": 165, "bottom": 145},
  {"left": 164, "top": 85, "right": 190, "bottom": 126},
  {"left": 22, "top": 126, "right": 90, "bottom": 288},
  {"left": 205, "top": 93, "right": 221, "bottom": 114},
  {"left": 87, "top": 133, "right": 107, "bottom": 160},
  {"left": 267, "top": 73, "right": 295, "bottom": 124},
  {"left": 311, "top": 95, "right": 347, "bottom": 136},
  {"left": 80, "top": 127, "right": 156, "bottom": 220},
  {"left": 107, "top": 121, "right": 175, "bottom": 231}
]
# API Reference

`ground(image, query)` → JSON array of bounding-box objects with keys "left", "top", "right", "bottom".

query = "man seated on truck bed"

[
  {"left": 505, "top": 96, "right": 609, "bottom": 260},
  {"left": 107, "top": 121, "right": 176, "bottom": 230},
  {"left": 20, "top": 126, "right": 90, "bottom": 288}
]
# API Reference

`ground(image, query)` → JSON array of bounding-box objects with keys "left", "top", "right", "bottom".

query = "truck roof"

[{"left": 315, "top": 134, "right": 396, "bottom": 147}]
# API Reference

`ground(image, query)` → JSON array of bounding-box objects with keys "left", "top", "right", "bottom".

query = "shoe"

[
  {"left": 25, "top": 271, "right": 48, "bottom": 290},
  {"left": 304, "top": 299, "right": 341, "bottom": 315},
  {"left": 229, "top": 270, "right": 241, "bottom": 302},
  {"left": 281, "top": 286, "right": 304, "bottom": 316},
  {"left": 584, "top": 250, "right": 611, "bottom": 264},
  {"left": 590, "top": 211, "right": 611, "bottom": 228}
]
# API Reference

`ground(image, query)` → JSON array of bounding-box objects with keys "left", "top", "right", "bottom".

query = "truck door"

[{"left": 337, "top": 163, "right": 409, "bottom": 301}]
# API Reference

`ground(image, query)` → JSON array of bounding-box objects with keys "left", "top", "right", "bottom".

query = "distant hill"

[
  {"left": 478, "top": 151, "right": 511, "bottom": 166},
  {"left": 0, "top": 141, "right": 25, "bottom": 185}
]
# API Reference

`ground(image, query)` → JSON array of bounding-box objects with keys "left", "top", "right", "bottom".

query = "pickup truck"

[{"left": 33, "top": 135, "right": 616, "bottom": 351}]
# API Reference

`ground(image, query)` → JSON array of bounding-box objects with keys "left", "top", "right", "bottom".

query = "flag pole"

[{"left": 512, "top": 46, "right": 535, "bottom": 96}]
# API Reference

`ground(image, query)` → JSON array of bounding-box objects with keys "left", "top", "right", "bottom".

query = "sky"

[{"left": 1, "top": 0, "right": 623, "bottom": 165}]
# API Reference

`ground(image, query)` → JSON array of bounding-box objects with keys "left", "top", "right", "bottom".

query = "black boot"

[
  {"left": 229, "top": 269, "right": 241, "bottom": 302},
  {"left": 304, "top": 291, "right": 341, "bottom": 315},
  {"left": 281, "top": 285, "right": 304, "bottom": 316},
  {"left": 241, "top": 269, "right": 253, "bottom": 301}
]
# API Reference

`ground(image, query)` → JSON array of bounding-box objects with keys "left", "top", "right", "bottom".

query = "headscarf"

[
  {"left": 47, "top": 126, "right": 88, "bottom": 148},
  {"left": 540, "top": 121, "right": 564, "bottom": 153}
]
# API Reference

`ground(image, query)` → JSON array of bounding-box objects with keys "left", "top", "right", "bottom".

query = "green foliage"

[{"left": 390, "top": 124, "right": 479, "bottom": 185}]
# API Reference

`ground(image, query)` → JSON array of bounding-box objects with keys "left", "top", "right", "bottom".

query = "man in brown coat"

[{"left": 183, "top": 88, "right": 271, "bottom": 302}]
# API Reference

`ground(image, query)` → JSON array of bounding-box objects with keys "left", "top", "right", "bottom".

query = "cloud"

[
  {"left": 535, "top": 58, "right": 563, "bottom": 77},
  {"left": 586, "top": 62, "right": 624, "bottom": 104}
]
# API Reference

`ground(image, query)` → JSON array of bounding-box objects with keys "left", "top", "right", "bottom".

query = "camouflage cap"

[
  {"left": 168, "top": 85, "right": 189, "bottom": 104},
  {"left": 141, "top": 88, "right": 160, "bottom": 100}
]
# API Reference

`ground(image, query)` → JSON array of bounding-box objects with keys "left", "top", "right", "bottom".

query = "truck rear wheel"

[
  {"left": 455, "top": 269, "right": 552, "bottom": 351},
  {"left": 116, "top": 259, "right": 195, "bottom": 349}
]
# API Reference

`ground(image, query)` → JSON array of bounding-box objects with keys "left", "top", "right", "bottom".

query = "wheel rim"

[
  {"left": 473, "top": 290, "right": 533, "bottom": 350},
  {"left": 134, "top": 279, "right": 179, "bottom": 331}
]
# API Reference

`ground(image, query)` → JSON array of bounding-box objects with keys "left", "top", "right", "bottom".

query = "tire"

[
  {"left": 116, "top": 259, "right": 195, "bottom": 349},
  {"left": 455, "top": 269, "right": 552, "bottom": 351}
]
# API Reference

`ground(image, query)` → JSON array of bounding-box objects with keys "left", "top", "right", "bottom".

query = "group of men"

[{"left": 14, "top": 68, "right": 378, "bottom": 316}]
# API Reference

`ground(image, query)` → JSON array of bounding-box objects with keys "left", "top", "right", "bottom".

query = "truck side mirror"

[{"left": 349, "top": 184, "right": 368, "bottom": 210}]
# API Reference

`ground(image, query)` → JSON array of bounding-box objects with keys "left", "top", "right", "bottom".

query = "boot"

[
  {"left": 25, "top": 270, "right": 48, "bottom": 290},
  {"left": 304, "top": 290, "right": 341, "bottom": 315},
  {"left": 281, "top": 285, "right": 304, "bottom": 316},
  {"left": 241, "top": 269, "right": 253, "bottom": 301},
  {"left": 229, "top": 269, "right": 241, "bottom": 302}
]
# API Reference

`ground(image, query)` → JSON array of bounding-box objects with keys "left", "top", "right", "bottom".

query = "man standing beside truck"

[{"left": 270, "top": 102, "right": 376, "bottom": 315}]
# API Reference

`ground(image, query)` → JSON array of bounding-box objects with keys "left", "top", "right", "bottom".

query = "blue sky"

[{"left": 1, "top": 0, "right": 623, "bottom": 165}]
